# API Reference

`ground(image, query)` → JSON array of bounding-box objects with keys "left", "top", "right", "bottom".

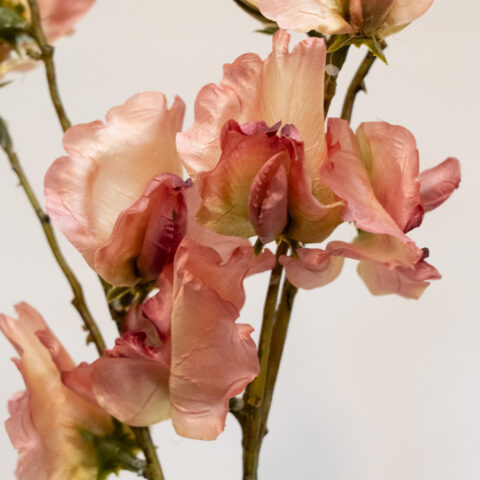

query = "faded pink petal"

[
  {"left": 249, "top": 151, "right": 289, "bottom": 244},
  {"left": 356, "top": 122, "right": 423, "bottom": 233},
  {"left": 95, "top": 174, "right": 191, "bottom": 286},
  {"left": 0, "top": 303, "right": 112, "bottom": 479},
  {"left": 5, "top": 391, "right": 47, "bottom": 480},
  {"left": 169, "top": 238, "right": 271, "bottom": 439},
  {"left": 45, "top": 93, "right": 186, "bottom": 285},
  {"left": 178, "top": 30, "right": 328, "bottom": 180},
  {"left": 280, "top": 248, "right": 344, "bottom": 289},
  {"left": 37, "top": 0, "right": 96, "bottom": 41},
  {"left": 258, "top": 0, "right": 352, "bottom": 34},
  {"left": 383, "top": 0, "right": 434, "bottom": 34},
  {"left": 358, "top": 258, "right": 441, "bottom": 299},
  {"left": 419, "top": 157, "right": 461, "bottom": 212}
]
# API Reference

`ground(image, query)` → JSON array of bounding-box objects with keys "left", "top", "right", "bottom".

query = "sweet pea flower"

[
  {"left": 0, "top": 303, "right": 113, "bottom": 480},
  {"left": 281, "top": 119, "right": 460, "bottom": 299},
  {"left": 256, "top": 0, "right": 434, "bottom": 39},
  {"left": 177, "top": 31, "right": 344, "bottom": 245},
  {"left": 45, "top": 92, "right": 191, "bottom": 286},
  {"left": 0, "top": 0, "right": 96, "bottom": 77},
  {"left": 65, "top": 238, "right": 275, "bottom": 440}
]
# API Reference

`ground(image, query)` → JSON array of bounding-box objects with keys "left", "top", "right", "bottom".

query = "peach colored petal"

[
  {"left": 280, "top": 248, "right": 344, "bottom": 289},
  {"left": 90, "top": 357, "right": 171, "bottom": 426},
  {"left": 0, "top": 304, "right": 112, "bottom": 479},
  {"left": 327, "top": 232, "right": 422, "bottom": 269},
  {"left": 322, "top": 119, "right": 419, "bottom": 252},
  {"left": 94, "top": 174, "right": 190, "bottom": 286},
  {"left": 419, "top": 157, "right": 461, "bottom": 213},
  {"left": 249, "top": 151, "right": 289, "bottom": 244},
  {"left": 178, "top": 31, "right": 327, "bottom": 180},
  {"left": 385, "top": 0, "right": 434, "bottom": 28},
  {"left": 170, "top": 280, "right": 259, "bottom": 440},
  {"left": 37, "top": 0, "right": 96, "bottom": 41},
  {"left": 356, "top": 122, "right": 422, "bottom": 233},
  {"left": 358, "top": 258, "right": 441, "bottom": 299},
  {"left": 258, "top": 0, "right": 352, "bottom": 34},
  {"left": 196, "top": 121, "right": 285, "bottom": 238},
  {"left": 45, "top": 93, "right": 185, "bottom": 272},
  {"left": 5, "top": 391, "right": 47, "bottom": 480}
]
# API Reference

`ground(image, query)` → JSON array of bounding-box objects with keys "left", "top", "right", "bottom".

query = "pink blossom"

[
  {"left": 257, "top": 0, "right": 434, "bottom": 38},
  {"left": 45, "top": 93, "right": 190, "bottom": 286},
  {"left": 0, "top": 303, "right": 112, "bottom": 480}
]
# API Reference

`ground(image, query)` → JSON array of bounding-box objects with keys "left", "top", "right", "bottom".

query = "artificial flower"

[
  {"left": 0, "top": 303, "right": 113, "bottom": 480},
  {"left": 45, "top": 92, "right": 190, "bottom": 286}
]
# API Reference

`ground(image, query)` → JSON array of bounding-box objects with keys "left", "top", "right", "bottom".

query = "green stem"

[
  {"left": 132, "top": 427, "right": 166, "bottom": 480},
  {"left": 324, "top": 38, "right": 350, "bottom": 117},
  {"left": 0, "top": 117, "right": 106, "bottom": 355},
  {"left": 26, "top": 0, "right": 71, "bottom": 132}
]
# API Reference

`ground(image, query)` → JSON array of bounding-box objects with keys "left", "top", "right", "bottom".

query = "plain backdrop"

[{"left": 0, "top": 1, "right": 479, "bottom": 479}]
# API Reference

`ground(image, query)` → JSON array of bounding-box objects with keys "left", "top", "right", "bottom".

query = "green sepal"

[
  {"left": 81, "top": 426, "right": 145, "bottom": 480},
  {"left": 0, "top": 80, "right": 12, "bottom": 88},
  {"left": 106, "top": 285, "right": 133, "bottom": 303},
  {"left": 0, "top": 6, "right": 28, "bottom": 45},
  {"left": 327, "top": 34, "right": 352, "bottom": 53},
  {"left": 327, "top": 34, "right": 388, "bottom": 64},
  {"left": 253, "top": 238, "right": 264, "bottom": 256},
  {"left": 255, "top": 24, "right": 279, "bottom": 35}
]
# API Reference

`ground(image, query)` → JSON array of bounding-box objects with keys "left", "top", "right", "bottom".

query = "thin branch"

[
  {"left": 26, "top": 0, "right": 71, "bottom": 132},
  {"left": 324, "top": 38, "right": 350, "bottom": 117},
  {"left": 341, "top": 44, "right": 386, "bottom": 123},
  {"left": 0, "top": 117, "right": 106, "bottom": 355},
  {"left": 132, "top": 427, "right": 166, "bottom": 480}
]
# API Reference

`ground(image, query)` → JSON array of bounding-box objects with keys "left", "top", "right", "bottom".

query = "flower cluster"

[{"left": 1, "top": 1, "right": 461, "bottom": 478}]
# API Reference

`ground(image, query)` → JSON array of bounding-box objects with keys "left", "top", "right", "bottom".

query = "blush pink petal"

[
  {"left": 94, "top": 174, "right": 190, "bottom": 286},
  {"left": 45, "top": 93, "right": 185, "bottom": 279},
  {"left": 258, "top": 0, "right": 352, "bottom": 34},
  {"left": 358, "top": 258, "right": 441, "bottom": 299},
  {"left": 178, "top": 30, "right": 328, "bottom": 180},
  {"left": 0, "top": 303, "right": 112, "bottom": 479},
  {"left": 356, "top": 122, "right": 423, "bottom": 232},
  {"left": 419, "top": 157, "right": 461, "bottom": 212},
  {"left": 196, "top": 121, "right": 285, "bottom": 238},
  {"left": 322, "top": 119, "right": 420, "bottom": 260},
  {"left": 5, "top": 391, "right": 47, "bottom": 480},
  {"left": 37, "top": 0, "right": 96, "bottom": 41},
  {"left": 249, "top": 151, "right": 289, "bottom": 244},
  {"left": 384, "top": 0, "right": 434, "bottom": 30},
  {"left": 280, "top": 248, "right": 344, "bottom": 290}
]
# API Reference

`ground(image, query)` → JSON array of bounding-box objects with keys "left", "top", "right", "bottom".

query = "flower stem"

[
  {"left": 132, "top": 427, "right": 166, "bottom": 480},
  {"left": 341, "top": 43, "right": 386, "bottom": 123},
  {"left": 324, "top": 38, "right": 350, "bottom": 117},
  {"left": 0, "top": 117, "right": 106, "bottom": 355},
  {"left": 26, "top": 0, "right": 71, "bottom": 132}
]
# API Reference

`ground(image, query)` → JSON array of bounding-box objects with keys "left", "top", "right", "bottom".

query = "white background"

[{"left": 1, "top": 1, "right": 479, "bottom": 479}]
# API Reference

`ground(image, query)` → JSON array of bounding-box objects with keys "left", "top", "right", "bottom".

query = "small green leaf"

[
  {"left": 255, "top": 24, "right": 279, "bottom": 35},
  {"left": 106, "top": 285, "right": 132, "bottom": 303},
  {"left": 253, "top": 238, "right": 264, "bottom": 256},
  {"left": 327, "top": 34, "right": 352, "bottom": 53},
  {"left": 0, "top": 6, "right": 27, "bottom": 39}
]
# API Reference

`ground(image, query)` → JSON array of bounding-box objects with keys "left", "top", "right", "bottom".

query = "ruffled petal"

[
  {"left": 37, "top": 0, "right": 96, "bottom": 41},
  {"left": 419, "top": 157, "right": 461, "bottom": 212},
  {"left": 280, "top": 248, "right": 344, "bottom": 289},
  {"left": 5, "top": 391, "right": 47, "bottom": 480},
  {"left": 356, "top": 122, "right": 423, "bottom": 232},
  {"left": 170, "top": 280, "right": 259, "bottom": 440},
  {"left": 358, "top": 258, "right": 441, "bottom": 299},
  {"left": 384, "top": 0, "right": 434, "bottom": 28},
  {"left": 45, "top": 93, "right": 185, "bottom": 269},
  {"left": 258, "top": 0, "right": 352, "bottom": 34}
]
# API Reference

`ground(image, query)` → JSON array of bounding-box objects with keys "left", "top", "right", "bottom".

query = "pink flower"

[
  {"left": 65, "top": 238, "right": 275, "bottom": 440},
  {"left": 0, "top": 303, "right": 113, "bottom": 480},
  {"left": 257, "top": 0, "right": 434, "bottom": 38},
  {"left": 282, "top": 119, "right": 460, "bottom": 298},
  {"left": 0, "top": 0, "right": 95, "bottom": 77},
  {"left": 177, "top": 31, "right": 343, "bottom": 244},
  {"left": 45, "top": 92, "right": 191, "bottom": 286}
]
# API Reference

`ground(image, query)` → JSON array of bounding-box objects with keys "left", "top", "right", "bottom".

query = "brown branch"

[
  {"left": 0, "top": 117, "right": 106, "bottom": 355},
  {"left": 26, "top": 0, "right": 71, "bottom": 132}
]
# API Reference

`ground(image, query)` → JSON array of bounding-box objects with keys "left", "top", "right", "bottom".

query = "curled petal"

[
  {"left": 280, "top": 248, "right": 344, "bottom": 290},
  {"left": 356, "top": 122, "right": 422, "bottom": 232},
  {"left": 258, "top": 0, "right": 352, "bottom": 34},
  {"left": 248, "top": 152, "right": 289, "bottom": 244},
  {"left": 419, "top": 157, "right": 461, "bottom": 212},
  {"left": 358, "top": 259, "right": 441, "bottom": 299},
  {"left": 45, "top": 93, "right": 185, "bottom": 276},
  {"left": 90, "top": 357, "right": 170, "bottom": 426},
  {"left": 94, "top": 174, "right": 190, "bottom": 286},
  {"left": 38, "top": 0, "right": 96, "bottom": 41},
  {"left": 383, "top": 0, "right": 434, "bottom": 32},
  {"left": 170, "top": 280, "right": 259, "bottom": 440}
]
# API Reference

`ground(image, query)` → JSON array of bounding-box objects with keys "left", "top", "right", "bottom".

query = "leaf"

[
  {"left": 327, "top": 34, "right": 352, "bottom": 53},
  {"left": 255, "top": 24, "right": 279, "bottom": 35}
]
